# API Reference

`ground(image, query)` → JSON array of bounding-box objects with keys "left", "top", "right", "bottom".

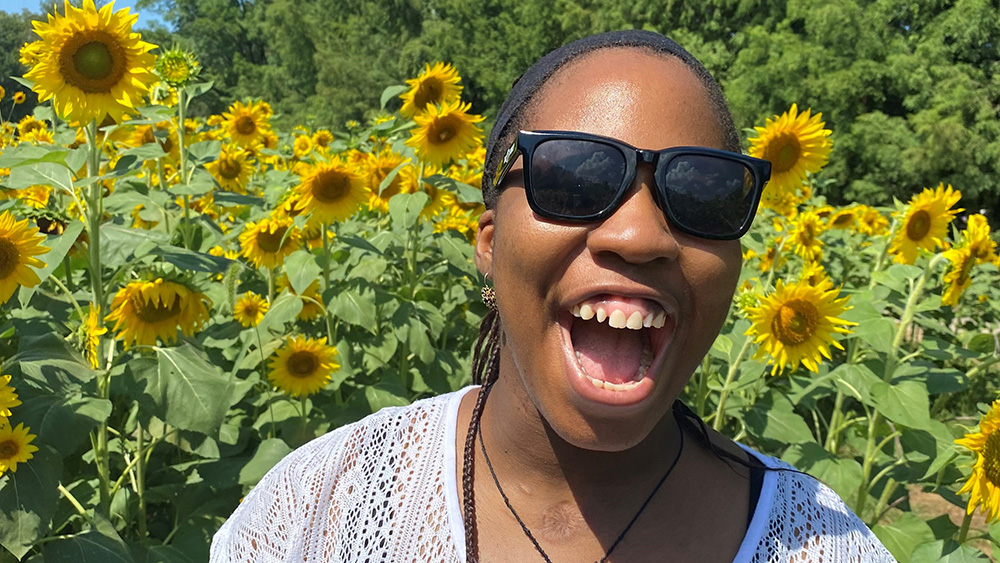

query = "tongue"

[{"left": 570, "top": 320, "right": 642, "bottom": 384}]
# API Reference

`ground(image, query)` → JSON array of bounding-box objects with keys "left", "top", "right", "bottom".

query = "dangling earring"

[{"left": 481, "top": 285, "right": 497, "bottom": 311}]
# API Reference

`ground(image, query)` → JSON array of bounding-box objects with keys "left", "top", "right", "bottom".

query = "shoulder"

[
  {"left": 741, "top": 448, "right": 898, "bottom": 562},
  {"left": 209, "top": 389, "right": 468, "bottom": 563}
]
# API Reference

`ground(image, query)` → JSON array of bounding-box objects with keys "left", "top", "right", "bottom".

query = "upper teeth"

[{"left": 570, "top": 302, "right": 666, "bottom": 329}]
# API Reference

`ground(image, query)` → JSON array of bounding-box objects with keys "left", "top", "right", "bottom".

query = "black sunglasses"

[{"left": 492, "top": 130, "right": 771, "bottom": 240}]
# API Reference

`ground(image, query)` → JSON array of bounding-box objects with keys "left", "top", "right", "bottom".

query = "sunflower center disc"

[
  {"left": 219, "top": 157, "right": 242, "bottom": 179},
  {"left": 316, "top": 172, "right": 350, "bottom": 202},
  {"left": 287, "top": 351, "right": 319, "bottom": 378},
  {"left": 772, "top": 299, "right": 818, "bottom": 345},
  {"left": 74, "top": 41, "right": 114, "bottom": 81},
  {"left": 765, "top": 132, "right": 801, "bottom": 173},
  {"left": 235, "top": 116, "right": 257, "bottom": 135},
  {"left": 135, "top": 296, "right": 182, "bottom": 324},
  {"left": 415, "top": 79, "right": 442, "bottom": 109},
  {"left": 0, "top": 237, "right": 20, "bottom": 279},
  {"left": 0, "top": 440, "right": 17, "bottom": 459},
  {"left": 907, "top": 210, "right": 931, "bottom": 241},
  {"left": 982, "top": 430, "right": 1000, "bottom": 486},
  {"left": 256, "top": 227, "right": 288, "bottom": 253}
]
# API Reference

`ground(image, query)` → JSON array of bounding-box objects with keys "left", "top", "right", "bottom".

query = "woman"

[{"left": 211, "top": 30, "right": 895, "bottom": 562}]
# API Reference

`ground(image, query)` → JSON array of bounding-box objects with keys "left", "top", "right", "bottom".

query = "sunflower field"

[{"left": 0, "top": 1, "right": 997, "bottom": 562}]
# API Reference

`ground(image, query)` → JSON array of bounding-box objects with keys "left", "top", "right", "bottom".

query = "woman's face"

[{"left": 476, "top": 49, "right": 742, "bottom": 451}]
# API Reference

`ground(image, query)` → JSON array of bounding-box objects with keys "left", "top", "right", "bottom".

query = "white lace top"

[{"left": 210, "top": 387, "right": 896, "bottom": 562}]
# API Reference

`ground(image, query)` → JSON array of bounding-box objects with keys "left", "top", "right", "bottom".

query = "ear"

[{"left": 474, "top": 209, "right": 496, "bottom": 277}]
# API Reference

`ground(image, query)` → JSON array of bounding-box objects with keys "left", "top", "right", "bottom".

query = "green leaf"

[
  {"left": 348, "top": 256, "right": 387, "bottom": 283},
  {"left": 9, "top": 333, "right": 96, "bottom": 392},
  {"left": 781, "top": 442, "right": 863, "bottom": 500},
  {"left": 129, "top": 544, "right": 197, "bottom": 563},
  {"left": 365, "top": 385, "right": 409, "bottom": 412},
  {"left": 120, "top": 143, "right": 167, "bottom": 160},
  {"left": 910, "top": 539, "right": 990, "bottom": 562},
  {"left": 213, "top": 191, "right": 263, "bottom": 207},
  {"left": 183, "top": 81, "right": 214, "bottom": 99},
  {"left": 187, "top": 140, "right": 221, "bottom": 164},
  {"left": 7, "top": 162, "right": 74, "bottom": 194},
  {"left": 408, "top": 318, "right": 435, "bottom": 364},
  {"left": 377, "top": 161, "right": 409, "bottom": 195},
  {"left": 100, "top": 223, "right": 170, "bottom": 269},
  {"left": 134, "top": 344, "right": 236, "bottom": 435},
  {"left": 871, "top": 379, "right": 931, "bottom": 429},
  {"left": 872, "top": 512, "right": 935, "bottom": 562},
  {"left": 285, "top": 251, "right": 322, "bottom": 295},
  {"left": 150, "top": 245, "right": 233, "bottom": 274},
  {"left": 42, "top": 521, "right": 134, "bottom": 563},
  {"left": 329, "top": 288, "right": 377, "bottom": 333},
  {"left": 238, "top": 438, "right": 293, "bottom": 487},
  {"left": 0, "top": 446, "right": 61, "bottom": 559},
  {"left": 380, "top": 84, "right": 408, "bottom": 109},
  {"left": 0, "top": 145, "right": 68, "bottom": 169},
  {"left": 436, "top": 233, "right": 477, "bottom": 276},
  {"left": 744, "top": 392, "right": 815, "bottom": 444},
  {"left": 428, "top": 175, "right": 484, "bottom": 204},
  {"left": 170, "top": 169, "right": 216, "bottom": 196},
  {"left": 967, "top": 333, "right": 996, "bottom": 355},
  {"left": 16, "top": 394, "right": 111, "bottom": 457},
  {"left": 387, "top": 192, "right": 429, "bottom": 229},
  {"left": 831, "top": 363, "right": 881, "bottom": 407},
  {"left": 256, "top": 293, "right": 303, "bottom": 338},
  {"left": 710, "top": 333, "right": 733, "bottom": 360},
  {"left": 18, "top": 221, "right": 85, "bottom": 308}
]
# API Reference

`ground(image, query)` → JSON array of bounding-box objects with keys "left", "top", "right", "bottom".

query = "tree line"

[{"left": 3, "top": 0, "right": 999, "bottom": 216}]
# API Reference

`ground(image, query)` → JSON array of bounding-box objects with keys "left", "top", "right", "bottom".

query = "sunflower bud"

[{"left": 154, "top": 48, "right": 201, "bottom": 88}]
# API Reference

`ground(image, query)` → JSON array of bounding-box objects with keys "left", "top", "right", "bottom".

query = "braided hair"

[{"left": 463, "top": 30, "right": 762, "bottom": 562}]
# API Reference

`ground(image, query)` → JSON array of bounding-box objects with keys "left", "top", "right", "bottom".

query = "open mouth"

[{"left": 564, "top": 294, "right": 675, "bottom": 395}]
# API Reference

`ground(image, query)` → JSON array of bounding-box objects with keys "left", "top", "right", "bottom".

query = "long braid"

[{"left": 463, "top": 308, "right": 502, "bottom": 563}]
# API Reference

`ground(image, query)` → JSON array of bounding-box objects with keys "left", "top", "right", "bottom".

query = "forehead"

[{"left": 526, "top": 48, "right": 726, "bottom": 150}]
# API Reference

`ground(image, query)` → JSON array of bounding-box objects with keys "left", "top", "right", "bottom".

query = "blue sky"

[{"left": 2, "top": 0, "right": 167, "bottom": 28}]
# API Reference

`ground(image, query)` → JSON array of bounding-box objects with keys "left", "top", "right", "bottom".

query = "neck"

[{"left": 477, "top": 348, "right": 682, "bottom": 497}]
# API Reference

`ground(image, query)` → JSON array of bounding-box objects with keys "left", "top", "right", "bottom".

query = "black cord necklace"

[{"left": 475, "top": 402, "right": 686, "bottom": 563}]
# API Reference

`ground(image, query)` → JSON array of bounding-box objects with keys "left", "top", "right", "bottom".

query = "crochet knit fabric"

[{"left": 210, "top": 389, "right": 897, "bottom": 562}]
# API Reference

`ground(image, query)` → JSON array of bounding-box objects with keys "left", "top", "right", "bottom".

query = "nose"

[{"left": 585, "top": 164, "right": 680, "bottom": 264}]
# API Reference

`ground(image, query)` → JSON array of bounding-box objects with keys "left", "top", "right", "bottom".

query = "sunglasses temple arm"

[{"left": 492, "top": 141, "right": 522, "bottom": 189}]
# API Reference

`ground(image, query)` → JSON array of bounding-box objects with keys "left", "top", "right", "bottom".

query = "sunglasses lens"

[
  {"left": 661, "top": 155, "right": 756, "bottom": 237},
  {"left": 530, "top": 139, "right": 627, "bottom": 217}
]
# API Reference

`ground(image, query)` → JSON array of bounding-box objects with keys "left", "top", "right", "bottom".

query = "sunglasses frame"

[{"left": 493, "top": 130, "right": 772, "bottom": 240}]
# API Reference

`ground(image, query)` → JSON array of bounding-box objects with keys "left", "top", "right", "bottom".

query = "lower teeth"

[{"left": 575, "top": 339, "right": 654, "bottom": 392}]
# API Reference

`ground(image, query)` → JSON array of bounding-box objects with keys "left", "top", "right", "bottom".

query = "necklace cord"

[{"left": 475, "top": 388, "right": 686, "bottom": 563}]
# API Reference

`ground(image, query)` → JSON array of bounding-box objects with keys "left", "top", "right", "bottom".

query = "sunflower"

[
  {"left": 759, "top": 187, "right": 803, "bottom": 219},
  {"left": 365, "top": 151, "right": 413, "bottom": 213},
  {"left": 0, "top": 211, "right": 50, "bottom": 305},
  {"left": 0, "top": 185, "right": 52, "bottom": 209},
  {"left": 433, "top": 206, "right": 478, "bottom": 242},
  {"left": 855, "top": 205, "right": 889, "bottom": 236},
  {"left": 82, "top": 303, "right": 107, "bottom": 369},
  {"left": 746, "top": 278, "right": 856, "bottom": 375},
  {"left": 399, "top": 62, "right": 463, "bottom": 117},
  {"left": 312, "top": 129, "right": 334, "bottom": 149},
  {"left": 0, "top": 423, "right": 38, "bottom": 474},
  {"left": 105, "top": 278, "right": 212, "bottom": 348},
  {"left": 890, "top": 183, "right": 963, "bottom": 265},
  {"left": 0, "top": 375, "right": 22, "bottom": 422},
  {"left": 294, "top": 159, "right": 370, "bottom": 223},
  {"left": 749, "top": 104, "right": 832, "bottom": 196},
  {"left": 268, "top": 336, "right": 339, "bottom": 397},
  {"left": 206, "top": 144, "right": 254, "bottom": 192},
  {"left": 233, "top": 293, "right": 269, "bottom": 328},
  {"left": 828, "top": 207, "right": 856, "bottom": 230},
  {"left": 406, "top": 100, "right": 484, "bottom": 167},
  {"left": 222, "top": 100, "right": 271, "bottom": 148},
  {"left": 961, "top": 214, "right": 996, "bottom": 264},
  {"left": 292, "top": 134, "right": 314, "bottom": 159},
  {"left": 956, "top": 400, "right": 1000, "bottom": 524},
  {"left": 276, "top": 275, "right": 323, "bottom": 321},
  {"left": 239, "top": 216, "right": 301, "bottom": 269},
  {"left": 17, "top": 115, "right": 46, "bottom": 139},
  {"left": 789, "top": 210, "right": 825, "bottom": 261},
  {"left": 24, "top": 0, "right": 156, "bottom": 124},
  {"left": 941, "top": 246, "right": 976, "bottom": 307},
  {"left": 12, "top": 92, "right": 26, "bottom": 105},
  {"left": 800, "top": 260, "right": 827, "bottom": 287},
  {"left": 126, "top": 121, "right": 179, "bottom": 162}
]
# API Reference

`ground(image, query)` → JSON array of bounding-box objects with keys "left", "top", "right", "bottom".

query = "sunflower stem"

[
  {"left": 957, "top": 510, "right": 973, "bottom": 543},
  {"left": 266, "top": 268, "right": 275, "bottom": 303},
  {"left": 85, "top": 119, "right": 111, "bottom": 518},
  {"left": 255, "top": 325, "right": 276, "bottom": 440},
  {"left": 695, "top": 355, "right": 712, "bottom": 418},
  {"left": 57, "top": 483, "right": 90, "bottom": 521},
  {"left": 136, "top": 419, "right": 148, "bottom": 539},
  {"left": 321, "top": 223, "right": 332, "bottom": 293},
  {"left": 825, "top": 389, "right": 845, "bottom": 454},
  {"left": 711, "top": 334, "right": 755, "bottom": 431}
]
